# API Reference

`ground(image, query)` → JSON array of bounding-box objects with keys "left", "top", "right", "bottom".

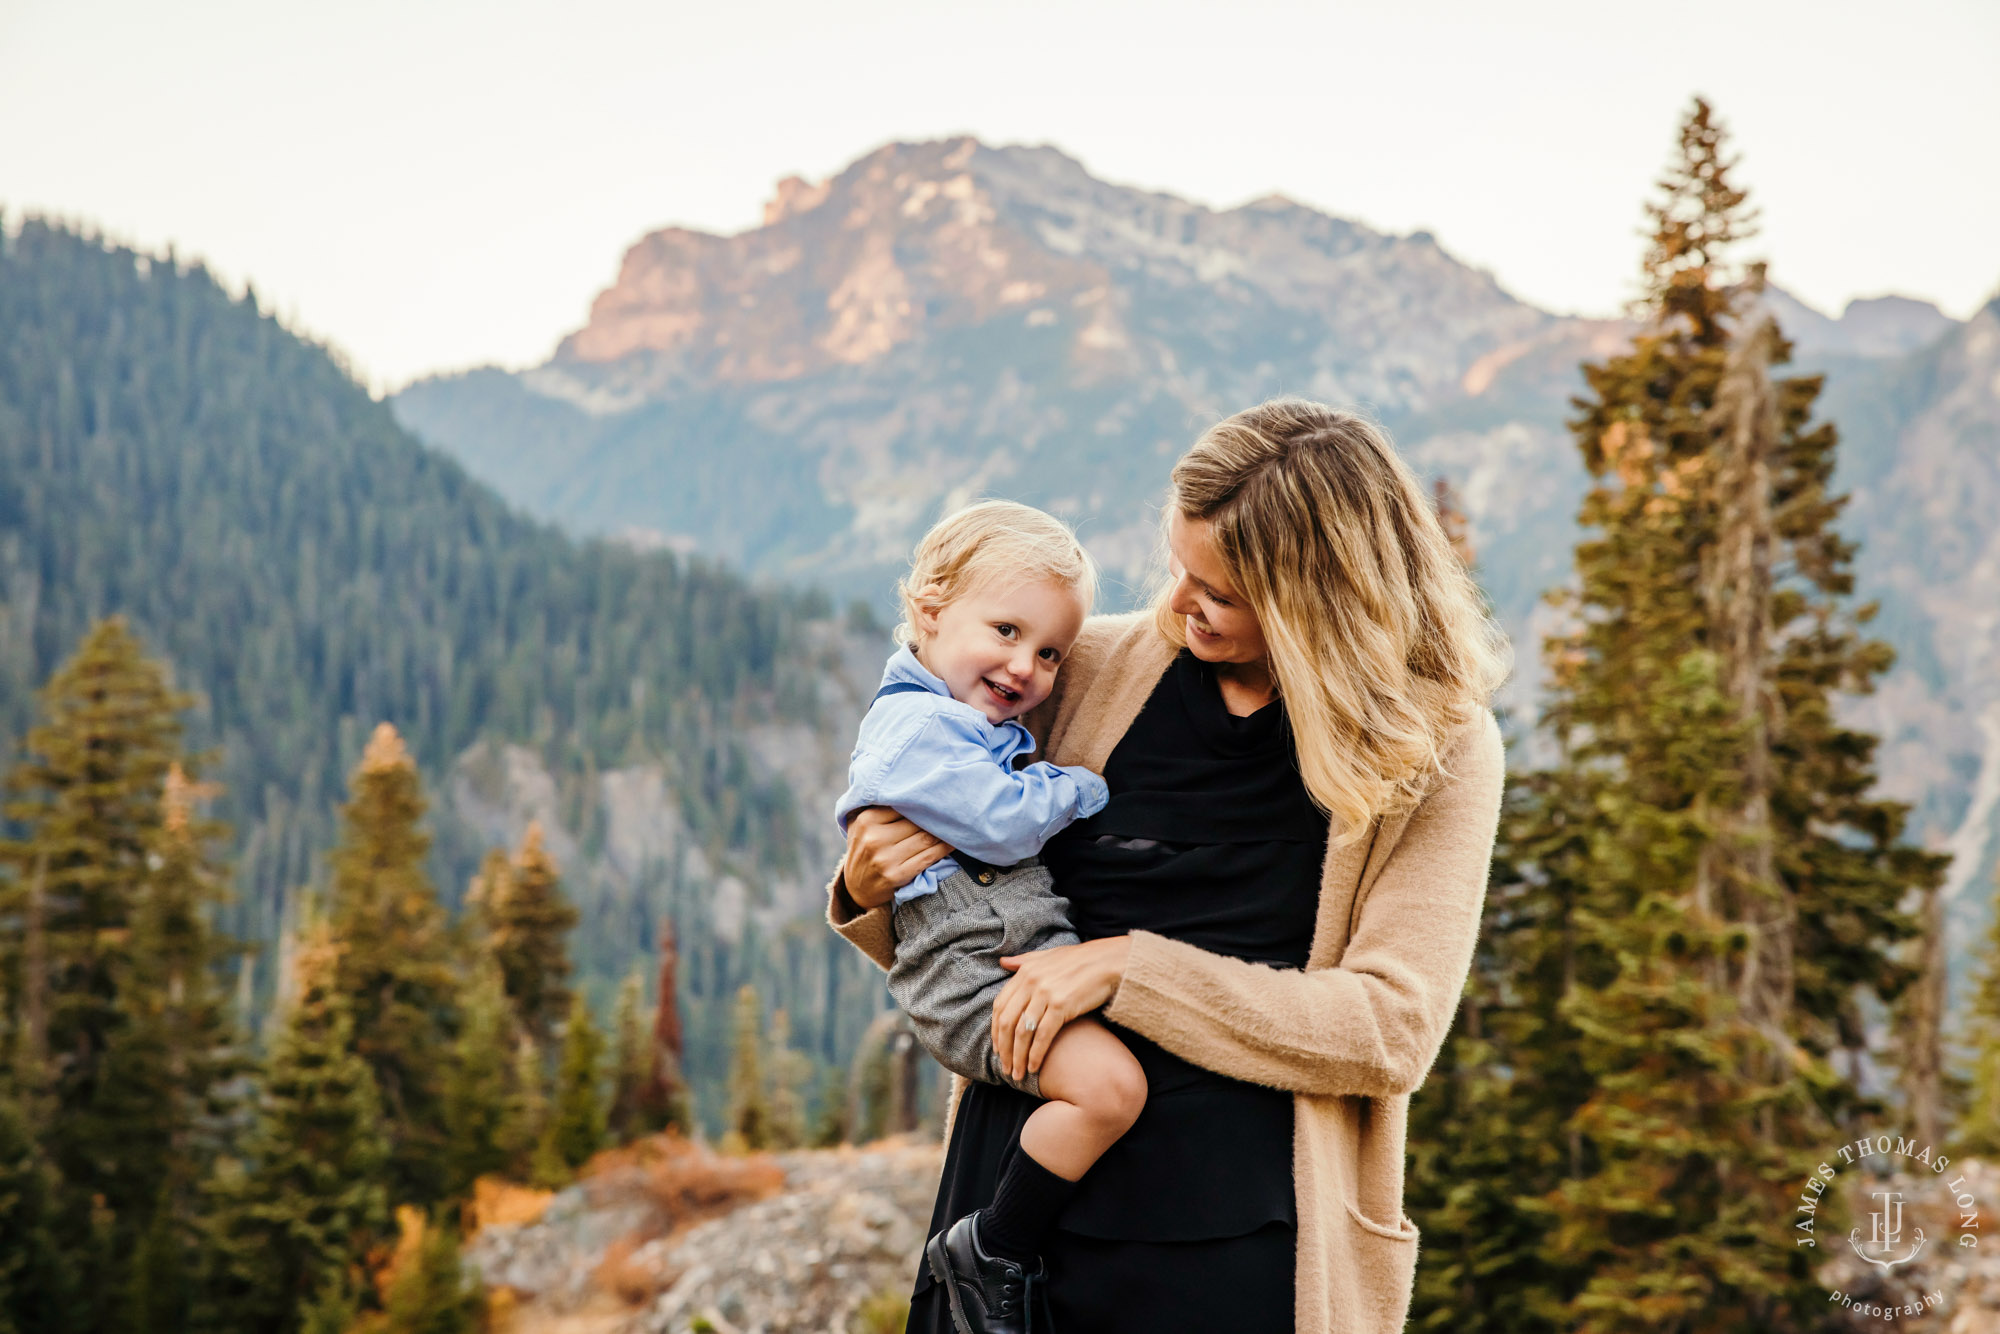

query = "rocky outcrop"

[{"left": 465, "top": 1134, "right": 942, "bottom": 1334}]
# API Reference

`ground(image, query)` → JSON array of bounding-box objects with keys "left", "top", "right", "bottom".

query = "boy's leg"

[
  {"left": 1016, "top": 1017, "right": 1147, "bottom": 1179},
  {"left": 978, "top": 1018, "right": 1146, "bottom": 1268}
]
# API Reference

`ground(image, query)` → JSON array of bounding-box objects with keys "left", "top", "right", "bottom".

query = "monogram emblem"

[{"left": 1847, "top": 1189, "right": 1926, "bottom": 1270}]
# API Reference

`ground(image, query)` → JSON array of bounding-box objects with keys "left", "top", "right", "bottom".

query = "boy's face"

[{"left": 914, "top": 576, "right": 1087, "bottom": 725}]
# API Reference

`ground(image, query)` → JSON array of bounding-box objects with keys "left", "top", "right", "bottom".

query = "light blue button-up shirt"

[{"left": 834, "top": 646, "right": 1110, "bottom": 905}]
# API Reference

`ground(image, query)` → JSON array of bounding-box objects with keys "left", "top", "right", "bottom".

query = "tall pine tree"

[
  {"left": 440, "top": 957, "right": 517, "bottom": 1200},
  {"left": 537, "top": 994, "right": 606, "bottom": 1181},
  {"left": 607, "top": 969, "right": 652, "bottom": 1144},
  {"left": 642, "top": 918, "right": 692, "bottom": 1135},
  {"left": 99, "top": 764, "right": 244, "bottom": 1332},
  {"left": 473, "top": 823, "right": 577, "bottom": 1048},
  {"left": 1958, "top": 861, "right": 2000, "bottom": 1157},
  {"left": 1409, "top": 98, "right": 1940, "bottom": 1334},
  {"left": 0, "top": 1086, "right": 71, "bottom": 1334},
  {"left": 0, "top": 618, "right": 184, "bottom": 1201},
  {"left": 203, "top": 920, "right": 389, "bottom": 1334},
  {"left": 766, "top": 1007, "right": 810, "bottom": 1151},
  {"left": 327, "top": 723, "right": 459, "bottom": 1208},
  {"left": 726, "top": 985, "right": 771, "bottom": 1152}
]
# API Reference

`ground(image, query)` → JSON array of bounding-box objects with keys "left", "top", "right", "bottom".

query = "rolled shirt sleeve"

[{"left": 856, "top": 711, "right": 1107, "bottom": 866}]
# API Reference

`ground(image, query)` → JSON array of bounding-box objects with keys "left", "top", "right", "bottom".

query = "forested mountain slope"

[{"left": 0, "top": 220, "right": 889, "bottom": 1123}]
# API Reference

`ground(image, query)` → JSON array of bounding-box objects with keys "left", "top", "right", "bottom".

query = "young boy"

[{"left": 835, "top": 500, "right": 1146, "bottom": 1334}]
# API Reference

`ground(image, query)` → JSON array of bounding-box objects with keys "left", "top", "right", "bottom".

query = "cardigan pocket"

[
  {"left": 1342, "top": 1199, "right": 1420, "bottom": 1333},
  {"left": 1344, "top": 1197, "right": 1419, "bottom": 1241}
]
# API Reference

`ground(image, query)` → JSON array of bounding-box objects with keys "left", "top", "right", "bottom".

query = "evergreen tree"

[
  {"left": 92, "top": 763, "right": 244, "bottom": 1261},
  {"left": 373, "top": 1214, "right": 483, "bottom": 1334},
  {"left": 607, "top": 970, "right": 652, "bottom": 1143},
  {"left": 327, "top": 723, "right": 459, "bottom": 1208},
  {"left": 204, "top": 921, "right": 389, "bottom": 1334},
  {"left": 809, "top": 1066, "right": 851, "bottom": 1148},
  {"left": 477, "top": 823, "right": 577, "bottom": 1047},
  {"left": 292, "top": 1273, "right": 360, "bottom": 1334},
  {"left": 0, "top": 618, "right": 185, "bottom": 1206},
  {"left": 1410, "top": 98, "right": 1940, "bottom": 1334},
  {"left": 726, "top": 985, "right": 771, "bottom": 1152},
  {"left": 122, "top": 1184, "right": 190, "bottom": 1334},
  {"left": 506, "top": 1035, "right": 549, "bottom": 1182},
  {"left": 539, "top": 994, "right": 606, "bottom": 1177},
  {"left": 642, "top": 918, "right": 692, "bottom": 1135},
  {"left": 1959, "top": 861, "right": 2000, "bottom": 1157},
  {"left": 441, "top": 958, "right": 515, "bottom": 1199},
  {"left": 766, "top": 1007, "right": 809, "bottom": 1151},
  {"left": 0, "top": 1088, "right": 71, "bottom": 1334},
  {"left": 1896, "top": 883, "right": 1951, "bottom": 1149}
]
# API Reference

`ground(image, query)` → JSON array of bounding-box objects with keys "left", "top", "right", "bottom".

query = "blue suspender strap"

[{"left": 871, "top": 679, "right": 936, "bottom": 707}]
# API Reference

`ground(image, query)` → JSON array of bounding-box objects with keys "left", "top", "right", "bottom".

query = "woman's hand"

[
  {"left": 840, "top": 807, "right": 951, "bottom": 911},
  {"left": 991, "top": 936, "right": 1133, "bottom": 1081}
]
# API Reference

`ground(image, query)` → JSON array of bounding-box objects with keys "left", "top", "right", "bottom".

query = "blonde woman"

[{"left": 831, "top": 399, "right": 1509, "bottom": 1334}]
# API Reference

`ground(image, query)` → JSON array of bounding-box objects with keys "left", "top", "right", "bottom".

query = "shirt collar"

[
  {"left": 878, "top": 645, "right": 1038, "bottom": 755},
  {"left": 880, "top": 644, "right": 952, "bottom": 696}
]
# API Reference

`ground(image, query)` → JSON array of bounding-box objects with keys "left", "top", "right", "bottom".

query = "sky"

[{"left": 3, "top": 0, "right": 1995, "bottom": 393}]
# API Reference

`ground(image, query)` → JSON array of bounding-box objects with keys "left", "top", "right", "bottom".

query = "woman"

[{"left": 829, "top": 399, "right": 1509, "bottom": 1334}]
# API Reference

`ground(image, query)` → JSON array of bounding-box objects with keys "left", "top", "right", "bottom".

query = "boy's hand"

[{"left": 841, "top": 807, "right": 951, "bottom": 910}]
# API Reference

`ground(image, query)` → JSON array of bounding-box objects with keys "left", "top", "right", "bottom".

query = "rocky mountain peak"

[
  {"left": 546, "top": 136, "right": 1546, "bottom": 411},
  {"left": 1763, "top": 284, "right": 1960, "bottom": 359}
]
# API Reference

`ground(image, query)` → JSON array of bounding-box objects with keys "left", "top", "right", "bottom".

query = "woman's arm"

[
  {"left": 824, "top": 808, "right": 950, "bottom": 971},
  {"left": 1101, "top": 714, "right": 1503, "bottom": 1099}
]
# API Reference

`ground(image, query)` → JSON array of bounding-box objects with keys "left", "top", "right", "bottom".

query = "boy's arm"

[{"left": 859, "top": 711, "right": 1107, "bottom": 865}]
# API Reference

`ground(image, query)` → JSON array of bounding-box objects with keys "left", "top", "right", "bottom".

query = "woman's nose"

[{"left": 1167, "top": 573, "right": 1197, "bottom": 616}]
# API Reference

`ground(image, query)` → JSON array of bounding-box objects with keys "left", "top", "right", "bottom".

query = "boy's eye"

[
  {"left": 1038, "top": 647, "right": 1061, "bottom": 663},
  {"left": 995, "top": 623, "right": 1018, "bottom": 639}
]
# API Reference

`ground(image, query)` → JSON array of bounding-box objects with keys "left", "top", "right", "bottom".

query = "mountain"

[
  {"left": 0, "top": 220, "right": 893, "bottom": 1128},
  {"left": 1811, "top": 298, "right": 2000, "bottom": 946},
  {"left": 1763, "top": 287, "right": 1958, "bottom": 360},
  {"left": 393, "top": 136, "right": 1999, "bottom": 999},
  {"left": 392, "top": 138, "right": 1554, "bottom": 601}
]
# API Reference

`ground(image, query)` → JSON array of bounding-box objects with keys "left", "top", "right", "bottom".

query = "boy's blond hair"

[{"left": 895, "top": 500, "right": 1097, "bottom": 647}]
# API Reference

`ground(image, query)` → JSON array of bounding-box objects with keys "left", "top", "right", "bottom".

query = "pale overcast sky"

[{"left": 3, "top": 0, "right": 1994, "bottom": 391}]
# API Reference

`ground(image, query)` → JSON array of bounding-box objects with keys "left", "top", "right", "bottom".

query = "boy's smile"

[{"left": 913, "top": 576, "right": 1087, "bottom": 725}]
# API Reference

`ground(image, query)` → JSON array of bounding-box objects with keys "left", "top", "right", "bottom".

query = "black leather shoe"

[{"left": 924, "top": 1210, "right": 1048, "bottom": 1334}]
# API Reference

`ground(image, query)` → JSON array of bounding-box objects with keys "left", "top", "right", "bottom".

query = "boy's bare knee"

[{"left": 1090, "top": 1052, "right": 1147, "bottom": 1132}]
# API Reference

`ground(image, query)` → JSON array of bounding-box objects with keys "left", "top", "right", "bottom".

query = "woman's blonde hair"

[
  {"left": 1154, "top": 399, "right": 1510, "bottom": 845},
  {"left": 895, "top": 500, "right": 1097, "bottom": 647}
]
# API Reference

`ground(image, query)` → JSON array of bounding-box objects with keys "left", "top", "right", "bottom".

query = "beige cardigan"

[{"left": 827, "top": 612, "right": 1504, "bottom": 1334}]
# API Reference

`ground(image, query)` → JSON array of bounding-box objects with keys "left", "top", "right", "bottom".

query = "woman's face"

[{"left": 1166, "top": 513, "right": 1268, "bottom": 668}]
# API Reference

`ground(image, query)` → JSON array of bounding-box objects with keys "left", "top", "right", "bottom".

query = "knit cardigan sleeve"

[
  {"left": 825, "top": 867, "right": 897, "bottom": 972},
  {"left": 1101, "top": 711, "right": 1504, "bottom": 1099}
]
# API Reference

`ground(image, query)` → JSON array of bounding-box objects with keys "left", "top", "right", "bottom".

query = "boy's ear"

[{"left": 911, "top": 584, "right": 946, "bottom": 637}]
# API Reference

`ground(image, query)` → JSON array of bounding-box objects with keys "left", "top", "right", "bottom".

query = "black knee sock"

[{"left": 979, "top": 1148, "right": 1078, "bottom": 1264}]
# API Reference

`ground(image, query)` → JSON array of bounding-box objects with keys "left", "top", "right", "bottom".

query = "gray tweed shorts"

[{"left": 888, "top": 859, "right": 1079, "bottom": 1098}]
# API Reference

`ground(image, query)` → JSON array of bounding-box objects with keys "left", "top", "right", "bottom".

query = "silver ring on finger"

[{"left": 1022, "top": 1015, "right": 1038, "bottom": 1033}]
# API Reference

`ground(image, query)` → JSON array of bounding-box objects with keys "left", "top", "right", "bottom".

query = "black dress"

[{"left": 907, "top": 650, "right": 1329, "bottom": 1334}]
